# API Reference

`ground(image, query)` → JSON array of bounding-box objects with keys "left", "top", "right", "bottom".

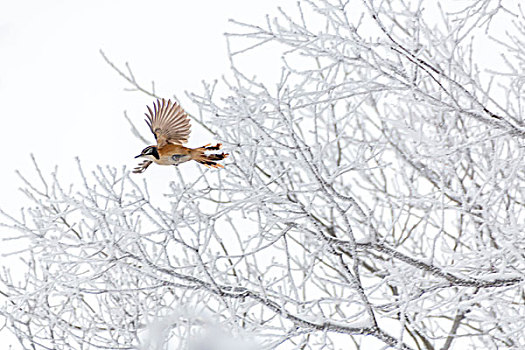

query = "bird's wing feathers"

[{"left": 145, "top": 99, "right": 191, "bottom": 147}]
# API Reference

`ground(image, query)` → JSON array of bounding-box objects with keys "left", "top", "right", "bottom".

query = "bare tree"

[{"left": 2, "top": 1, "right": 524, "bottom": 349}]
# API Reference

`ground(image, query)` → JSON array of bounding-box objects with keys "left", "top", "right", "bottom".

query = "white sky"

[
  {"left": 0, "top": 0, "right": 286, "bottom": 210},
  {"left": 0, "top": 1, "right": 285, "bottom": 347}
]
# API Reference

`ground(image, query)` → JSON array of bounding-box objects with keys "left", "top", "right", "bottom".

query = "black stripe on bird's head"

[{"left": 135, "top": 146, "right": 160, "bottom": 160}]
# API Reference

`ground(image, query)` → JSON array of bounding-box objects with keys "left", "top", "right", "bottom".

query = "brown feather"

[
  {"left": 144, "top": 98, "right": 191, "bottom": 147},
  {"left": 189, "top": 143, "right": 229, "bottom": 169}
]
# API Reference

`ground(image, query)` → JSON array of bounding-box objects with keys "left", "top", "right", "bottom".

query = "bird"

[{"left": 133, "top": 98, "right": 228, "bottom": 173}]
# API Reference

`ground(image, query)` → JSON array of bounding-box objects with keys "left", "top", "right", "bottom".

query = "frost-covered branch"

[{"left": 2, "top": 1, "right": 525, "bottom": 349}]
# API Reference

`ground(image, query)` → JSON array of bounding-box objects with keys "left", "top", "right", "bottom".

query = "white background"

[{"left": 0, "top": 0, "right": 285, "bottom": 209}]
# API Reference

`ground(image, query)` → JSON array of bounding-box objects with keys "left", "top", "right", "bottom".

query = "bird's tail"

[{"left": 192, "top": 143, "right": 229, "bottom": 168}]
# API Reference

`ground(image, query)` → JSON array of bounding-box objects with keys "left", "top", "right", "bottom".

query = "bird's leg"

[{"left": 133, "top": 160, "right": 152, "bottom": 173}]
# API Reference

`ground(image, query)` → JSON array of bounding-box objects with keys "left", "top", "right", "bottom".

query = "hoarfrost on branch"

[{"left": 1, "top": 1, "right": 524, "bottom": 349}]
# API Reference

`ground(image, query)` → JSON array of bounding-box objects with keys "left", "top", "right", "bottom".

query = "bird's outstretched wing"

[{"left": 145, "top": 98, "right": 191, "bottom": 147}]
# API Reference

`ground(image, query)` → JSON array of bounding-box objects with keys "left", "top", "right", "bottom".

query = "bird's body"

[
  {"left": 140, "top": 144, "right": 192, "bottom": 165},
  {"left": 133, "top": 99, "right": 228, "bottom": 173},
  {"left": 157, "top": 144, "right": 192, "bottom": 165}
]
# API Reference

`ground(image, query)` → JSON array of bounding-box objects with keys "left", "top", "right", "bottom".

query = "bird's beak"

[{"left": 134, "top": 154, "right": 142, "bottom": 158}]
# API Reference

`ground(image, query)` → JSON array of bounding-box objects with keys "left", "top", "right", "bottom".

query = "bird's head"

[{"left": 135, "top": 146, "right": 160, "bottom": 160}]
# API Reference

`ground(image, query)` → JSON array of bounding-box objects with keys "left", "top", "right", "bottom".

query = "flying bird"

[{"left": 133, "top": 98, "right": 228, "bottom": 173}]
